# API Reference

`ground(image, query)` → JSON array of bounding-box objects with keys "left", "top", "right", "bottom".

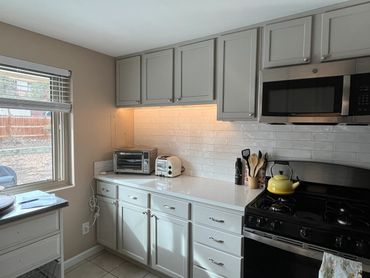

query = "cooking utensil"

[
  {"left": 241, "top": 149, "right": 250, "bottom": 173},
  {"left": 249, "top": 153, "right": 258, "bottom": 177},
  {"left": 267, "top": 161, "right": 300, "bottom": 195},
  {"left": 254, "top": 157, "right": 265, "bottom": 177}
]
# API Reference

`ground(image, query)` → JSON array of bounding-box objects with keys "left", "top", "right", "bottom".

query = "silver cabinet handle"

[
  {"left": 208, "top": 258, "right": 224, "bottom": 266},
  {"left": 163, "top": 205, "right": 176, "bottom": 210},
  {"left": 248, "top": 113, "right": 254, "bottom": 117},
  {"left": 111, "top": 200, "right": 118, "bottom": 206},
  {"left": 128, "top": 195, "right": 138, "bottom": 200},
  {"left": 303, "top": 57, "right": 309, "bottom": 62},
  {"left": 168, "top": 98, "right": 172, "bottom": 102},
  {"left": 136, "top": 100, "right": 140, "bottom": 104},
  {"left": 209, "top": 236, "right": 224, "bottom": 243},
  {"left": 321, "top": 55, "right": 328, "bottom": 60},
  {"left": 102, "top": 188, "right": 109, "bottom": 192},
  {"left": 142, "top": 211, "right": 148, "bottom": 215},
  {"left": 151, "top": 214, "right": 158, "bottom": 219},
  {"left": 209, "top": 217, "right": 225, "bottom": 223},
  {"left": 176, "top": 98, "right": 181, "bottom": 102}
]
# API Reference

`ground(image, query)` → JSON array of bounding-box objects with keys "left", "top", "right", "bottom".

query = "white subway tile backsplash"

[{"left": 133, "top": 105, "right": 370, "bottom": 182}]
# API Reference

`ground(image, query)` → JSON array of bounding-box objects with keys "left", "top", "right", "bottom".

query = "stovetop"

[{"left": 245, "top": 181, "right": 370, "bottom": 259}]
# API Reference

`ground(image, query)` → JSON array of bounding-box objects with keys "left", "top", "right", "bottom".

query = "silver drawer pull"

[
  {"left": 102, "top": 188, "right": 109, "bottom": 192},
  {"left": 163, "top": 205, "right": 176, "bottom": 210},
  {"left": 209, "top": 217, "right": 225, "bottom": 223},
  {"left": 208, "top": 258, "right": 224, "bottom": 266},
  {"left": 209, "top": 236, "right": 224, "bottom": 243},
  {"left": 129, "top": 195, "right": 138, "bottom": 200}
]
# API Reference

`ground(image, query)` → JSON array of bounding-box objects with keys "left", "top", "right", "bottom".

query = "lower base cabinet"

[
  {"left": 96, "top": 181, "right": 245, "bottom": 278},
  {"left": 97, "top": 196, "right": 117, "bottom": 250},
  {"left": 150, "top": 212, "right": 189, "bottom": 278},
  {"left": 118, "top": 202, "right": 149, "bottom": 265}
]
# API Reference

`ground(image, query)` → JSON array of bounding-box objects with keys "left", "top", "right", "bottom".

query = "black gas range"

[{"left": 243, "top": 161, "right": 370, "bottom": 277}]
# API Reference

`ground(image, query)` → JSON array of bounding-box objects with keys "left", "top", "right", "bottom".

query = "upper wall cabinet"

[
  {"left": 321, "top": 3, "right": 370, "bottom": 62},
  {"left": 142, "top": 49, "right": 174, "bottom": 105},
  {"left": 116, "top": 56, "right": 141, "bottom": 106},
  {"left": 263, "top": 16, "right": 312, "bottom": 68},
  {"left": 217, "top": 29, "right": 258, "bottom": 121},
  {"left": 174, "top": 40, "right": 215, "bottom": 104}
]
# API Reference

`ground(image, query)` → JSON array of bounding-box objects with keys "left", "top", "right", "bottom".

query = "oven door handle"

[{"left": 243, "top": 229, "right": 323, "bottom": 261}]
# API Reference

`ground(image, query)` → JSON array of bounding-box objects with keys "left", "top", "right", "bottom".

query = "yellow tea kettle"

[{"left": 267, "top": 161, "right": 300, "bottom": 195}]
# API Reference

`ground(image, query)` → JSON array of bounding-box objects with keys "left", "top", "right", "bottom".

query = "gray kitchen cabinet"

[
  {"left": 118, "top": 201, "right": 149, "bottom": 265},
  {"left": 142, "top": 49, "right": 174, "bottom": 105},
  {"left": 321, "top": 3, "right": 370, "bottom": 61},
  {"left": 174, "top": 40, "right": 215, "bottom": 104},
  {"left": 217, "top": 29, "right": 258, "bottom": 121},
  {"left": 116, "top": 56, "right": 141, "bottom": 106},
  {"left": 263, "top": 16, "right": 312, "bottom": 68},
  {"left": 97, "top": 196, "right": 117, "bottom": 251},
  {"left": 150, "top": 212, "right": 189, "bottom": 278}
]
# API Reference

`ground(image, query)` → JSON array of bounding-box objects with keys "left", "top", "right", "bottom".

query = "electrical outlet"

[{"left": 82, "top": 222, "right": 90, "bottom": 235}]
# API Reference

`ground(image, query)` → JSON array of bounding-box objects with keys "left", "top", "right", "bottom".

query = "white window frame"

[{"left": 0, "top": 55, "right": 74, "bottom": 193}]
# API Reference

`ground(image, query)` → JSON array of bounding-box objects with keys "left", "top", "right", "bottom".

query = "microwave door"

[{"left": 261, "top": 76, "right": 345, "bottom": 123}]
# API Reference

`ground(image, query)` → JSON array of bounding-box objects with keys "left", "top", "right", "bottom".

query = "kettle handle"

[{"left": 270, "top": 161, "right": 293, "bottom": 179}]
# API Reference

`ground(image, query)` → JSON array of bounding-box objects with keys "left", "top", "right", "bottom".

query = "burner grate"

[{"left": 324, "top": 201, "right": 370, "bottom": 229}]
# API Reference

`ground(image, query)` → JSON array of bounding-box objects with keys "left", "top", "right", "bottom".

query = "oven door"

[{"left": 244, "top": 230, "right": 370, "bottom": 278}]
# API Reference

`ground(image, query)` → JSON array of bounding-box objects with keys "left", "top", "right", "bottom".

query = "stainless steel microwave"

[
  {"left": 113, "top": 147, "right": 157, "bottom": 174},
  {"left": 259, "top": 59, "right": 370, "bottom": 124}
]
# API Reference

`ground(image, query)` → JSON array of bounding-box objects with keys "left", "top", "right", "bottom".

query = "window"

[{"left": 0, "top": 56, "right": 72, "bottom": 192}]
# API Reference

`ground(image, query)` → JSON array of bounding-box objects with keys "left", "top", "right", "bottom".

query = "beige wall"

[{"left": 0, "top": 22, "right": 116, "bottom": 259}]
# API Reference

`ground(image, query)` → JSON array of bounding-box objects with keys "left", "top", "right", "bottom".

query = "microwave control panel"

[{"left": 350, "top": 73, "right": 370, "bottom": 115}]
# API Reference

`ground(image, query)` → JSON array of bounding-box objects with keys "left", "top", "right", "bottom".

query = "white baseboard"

[{"left": 64, "top": 245, "right": 104, "bottom": 271}]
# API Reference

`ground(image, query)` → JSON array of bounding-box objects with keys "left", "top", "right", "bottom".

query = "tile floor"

[{"left": 65, "top": 250, "right": 160, "bottom": 278}]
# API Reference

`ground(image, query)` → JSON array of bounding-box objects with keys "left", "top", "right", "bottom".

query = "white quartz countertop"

[{"left": 95, "top": 173, "right": 264, "bottom": 212}]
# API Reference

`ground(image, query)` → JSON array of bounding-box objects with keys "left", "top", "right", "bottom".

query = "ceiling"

[{"left": 0, "top": 0, "right": 348, "bottom": 57}]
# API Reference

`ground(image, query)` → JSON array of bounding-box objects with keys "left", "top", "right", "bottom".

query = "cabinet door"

[
  {"left": 321, "top": 3, "right": 370, "bottom": 61},
  {"left": 97, "top": 196, "right": 117, "bottom": 250},
  {"left": 116, "top": 56, "right": 141, "bottom": 106},
  {"left": 217, "top": 29, "right": 257, "bottom": 121},
  {"left": 142, "top": 49, "right": 174, "bottom": 105},
  {"left": 263, "top": 16, "right": 312, "bottom": 68},
  {"left": 151, "top": 213, "right": 189, "bottom": 278},
  {"left": 118, "top": 202, "right": 149, "bottom": 265},
  {"left": 175, "top": 40, "right": 215, "bottom": 103}
]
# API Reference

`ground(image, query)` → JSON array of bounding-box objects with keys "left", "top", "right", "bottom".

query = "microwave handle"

[{"left": 341, "top": 75, "right": 351, "bottom": 116}]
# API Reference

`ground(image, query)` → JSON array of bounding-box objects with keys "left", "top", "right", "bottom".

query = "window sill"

[{"left": 3, "top": 181, "right": 75, "bottom": 195}]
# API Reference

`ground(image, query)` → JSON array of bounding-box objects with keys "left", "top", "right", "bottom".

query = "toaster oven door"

[{"left": 115, "top": 152, "right": 143, "bottom": 172}]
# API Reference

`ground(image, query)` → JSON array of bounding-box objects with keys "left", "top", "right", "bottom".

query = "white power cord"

[{"left": 88, "top": 182, "right": 100, "bottom": 227}]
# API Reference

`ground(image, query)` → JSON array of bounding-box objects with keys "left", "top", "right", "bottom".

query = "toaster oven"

[{"left": 113, "top": 147, "right": 157, "bottom": 174}]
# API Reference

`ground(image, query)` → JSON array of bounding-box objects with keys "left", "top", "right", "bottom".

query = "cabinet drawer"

[
  {"left": 97, "top": 181, "right": 117, "bottom": 199},
  {"left": 193, "top": 242, "right": 242, "bottom": 278},
  {"left": 193, "top": 204, "right": 242, "bottom": 234},
  {"left": 193, "top": 224, "right": 243, "bottom": 256},
  {"left": 193, "top": 265, "right": 224, "bottom": 278},
  {"left": 0, "top": 211, "right": 59, "bottom": 252},
  {"left": 119, "top": 187, "right": 148, "bottom": 207},
  {"left": 0, "top": 234, "right": 61, "bottom": 278},
  {"left": 151, "top": 194, "right": 189, "bottom": 219}
]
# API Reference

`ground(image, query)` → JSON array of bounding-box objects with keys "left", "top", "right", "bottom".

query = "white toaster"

[{"left": 155, "top": 156, "right": 182, "bottom": 177}]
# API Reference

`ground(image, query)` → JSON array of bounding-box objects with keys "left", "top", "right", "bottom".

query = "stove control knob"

[
  {"left": 269, "top": 220, "right": 279, "bottom": 231},
  {"left": 335, "top": 236, "right": 344, "bottom": 248},
  {"left": 256, "top": 217, "right": 265, "bottom": 228},
  {"left": 299, "top": 227, "right": 310, "bottom": 239},
  {"left": 355, "top": 240, "right": 365, "bottom": 252}
]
